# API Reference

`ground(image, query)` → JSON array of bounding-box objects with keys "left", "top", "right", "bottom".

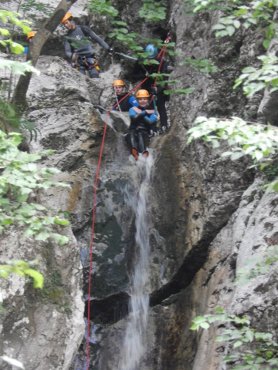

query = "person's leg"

[
  {"left": 88, "top": 67, "right": 100, "bottom": 78},
  {"left": 129, "top": 129, "right": 139, "bottom": 160},
  {"left": 138, "top": 130, "right": 149, "bottom": 157}
]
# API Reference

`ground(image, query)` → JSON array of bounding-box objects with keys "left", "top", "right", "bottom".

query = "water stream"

[{"left": 117, "top": 154, "right": 154, "bottom": 370}]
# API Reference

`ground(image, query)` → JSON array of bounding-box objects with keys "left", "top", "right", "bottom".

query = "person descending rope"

[
  {"left": 24, "top": 31, "right": 36, "bottom": 56},
  {"left": 112, "top": 79, "right": 138, "bottom": 112},
  {"left": 60, "top": 12, "right": 113, "bottom": 78},
  {"left": 130, "top": 43, "right": 172, "bottom": 133},
  {"left": 128, "top": 89, "right": 158, "bottom": 160}
]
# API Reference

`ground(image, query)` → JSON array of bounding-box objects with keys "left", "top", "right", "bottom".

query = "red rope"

[
  {"left": 85, "top": 39, "right": 171, "bottom": 366},
  {"left": 85, "top": 75, "right": 149, "bottom": 369}
]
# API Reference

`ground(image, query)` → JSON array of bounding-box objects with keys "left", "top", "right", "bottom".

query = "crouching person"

[{"left": 128, "top": 89, "right": 158, "bottom": 160}]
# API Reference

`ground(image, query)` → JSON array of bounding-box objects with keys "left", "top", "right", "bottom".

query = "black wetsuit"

[
  {"left": 128, "top": 105, "right": 158, "bottom": 153},
  {"left": 112, "top": 94, "right": 138, "bottom": 112}
]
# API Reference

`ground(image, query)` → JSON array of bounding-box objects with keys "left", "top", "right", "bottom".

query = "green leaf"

[
  {"left": 9, "top": 43, "right": 24, "bottom": 55},
  {"left": 52, "top": 234, "right": 69, "bottom": 246},
  {"left": 24, "top": 268, "right": 44, "bottom": 288},
  {"left": 200, "top": 322, "right": 210, "bottom": 329},
  {"left": 233, "top": 340, "right": 243, "bottom": 348},
  {"left": 54, "top": 217, "right": 70, "bottom": 226}
]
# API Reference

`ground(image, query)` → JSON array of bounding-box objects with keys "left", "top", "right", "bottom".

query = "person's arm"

[
  {"left": 128, "top": 96, "right": 139, "bottom": 108},
  {"left": 129, "top": 107, "right": 146, "bottom": 123},
  {"left": 143, "top": 112, "right": 158, "bottom": 125},
  {"left": 64, "top": 39, "right": 73, "bottom": 59},
  {"left": 81, "top": 25, "right": 110, "bottom": 50}
]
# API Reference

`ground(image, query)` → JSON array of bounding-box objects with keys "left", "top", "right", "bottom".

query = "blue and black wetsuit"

[
  {"left": 128, "top": 106, "right": 158, "bottom": 154},
  {"left": 130, "top": 55, "right": 171, "bottom": 130}
]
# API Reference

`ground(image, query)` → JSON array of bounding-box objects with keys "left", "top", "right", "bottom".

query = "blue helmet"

[{"left": 145, "top": 44, "right": 158, "bottom": 59}]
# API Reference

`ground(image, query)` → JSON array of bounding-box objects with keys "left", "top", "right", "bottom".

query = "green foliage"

[
  {"left": 190, "top": 0, "right": 233, "bottom": 13},
  {"left": 0, "top": 10, "right": 39, "bottom": 96},
  {"left": 234, "top": 55, "right": 278, "bottom": 97},
  {"left": 0, "top": 260, "right": 44, "bottom": 288},
  {"left": 139, "top": 0, "right": 167, "bottom": 22},
  {"left": 236, "top": 245, "right": 278, "bottom": 284},
  {"left": 192, "top": 0, "right": 278, "bottom": 42},
  {"left": 191, "top": 308, "right": 278, "bottom": 369},
  {"left": 90, "top": 0, "right": 171, "bottom": 60},
  {"left": 0, "top": 9, "right": 31, "bottom": 34},
  {"left": 212, "top": 15, "right": 241, "bottom": 37},
  {"left": 0, "top": 9, "right": 30, "bottom": 55},
  {"left": 0, "top": 131, "right": 70, "bottom": 244},
  {"left": 0, "top": 58, "right": 39, "bottom": 75},
  {"left": 109, "top": 20, "right": 143, "bottom": 53},
  {"left": 182, "top": 57, "right": 218, "bottom": 74},
  {"left": 187, "top": 116, "right": 278, "bottom": 164},
  {"left": 89, "top": 0, "right": 119, "bottom": 17},
  {"left": 190, "top": 0, "right": 278, "bottom": 95}
]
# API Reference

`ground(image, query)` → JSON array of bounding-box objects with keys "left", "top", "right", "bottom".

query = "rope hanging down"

[
  {"left": 85, "top": 38, "right": 171, "bottom": 367},
  {"left": 85, "top": 76, "right": 149, "bottom": 370}
]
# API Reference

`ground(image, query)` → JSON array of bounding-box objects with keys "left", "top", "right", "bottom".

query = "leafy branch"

[
  {"left": 187, "top": 116, "right": 278, "bottom": 163},
  {"left": 0, "top": 9, "right": 31, "bottom": 55},
  {"left": 191, "top": 307, "right": 278, "bottom": 369},
  {"left": 234, "top": 55, "right": 278, "bottom": 97},
  {"left": 190, "top": 0, "right": 278, "bottom": 97},
  {"left": 139, "top": 0, "right": 167, "bottom": 22},
  {"left": 182, "top": 57, "right": 218, "bottom": 74},
  {"left": 0, "top": 131, "right": 70, "bottom": 245}
]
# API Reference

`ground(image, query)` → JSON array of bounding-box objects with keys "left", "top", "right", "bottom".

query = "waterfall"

[{"left": 117, "top": 153, "right": 154, "bottom": 370}]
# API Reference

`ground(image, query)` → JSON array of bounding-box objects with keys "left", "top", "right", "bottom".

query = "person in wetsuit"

[
  {"left": 61, "top": 12, "right": 113, "bottom": 78},
  {"left": 128, "top": 89, "right": 158, "bottom": 160},
  {"left": 112, "top": 79, "right": 138, "bottom": 111},
  {"left": 130, "top": 44, "right": 172, "bottom": 132}
]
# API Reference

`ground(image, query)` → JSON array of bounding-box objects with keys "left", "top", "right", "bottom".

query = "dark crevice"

[
  {"left": 87, "top": 224, "right": 226, "bottom": 325},
  {"left": 149, "top": 227, "right": 223, "bottom": 307},
  {"left": 85, "top": 291, "right": 130, "bottom": 325}
]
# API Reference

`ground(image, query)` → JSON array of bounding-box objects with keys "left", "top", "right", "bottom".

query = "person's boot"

[
  {"left": 131, "top": 148, "right": 139, "bottom": 161},
  {"left": 142, "top": 150, "right": 149, "bottom": 158}
]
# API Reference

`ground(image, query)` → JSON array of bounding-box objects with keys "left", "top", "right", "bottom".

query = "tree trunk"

[{"left": 12, "top": 0, "right": 78, "bottom": 109}]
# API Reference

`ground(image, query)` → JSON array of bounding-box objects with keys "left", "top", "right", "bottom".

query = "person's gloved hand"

[{"left": 71, "top": 52, "right": 78, "bottom": 67}]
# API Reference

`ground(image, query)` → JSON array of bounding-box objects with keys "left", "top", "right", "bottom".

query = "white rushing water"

[{"left": 118, "top": 153, "right": 154, "bottom": 370}]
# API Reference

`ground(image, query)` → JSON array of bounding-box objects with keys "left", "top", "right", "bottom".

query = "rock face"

[{"left": 0, "top": 0, "right": 277, "bottom": 369}]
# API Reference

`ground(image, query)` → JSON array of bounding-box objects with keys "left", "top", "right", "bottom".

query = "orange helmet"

[
  {"left": 135, "top": 89, "right": 150, "bottom": 98},
  {"left": 27, "top": 31, "right": 36, "bottom": 40},
  {"left": 113, "top": 79, "right": 125, "bottom": 87},
  {"left": 61, "top": 12, "right": 73, "bottom": 24}
]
